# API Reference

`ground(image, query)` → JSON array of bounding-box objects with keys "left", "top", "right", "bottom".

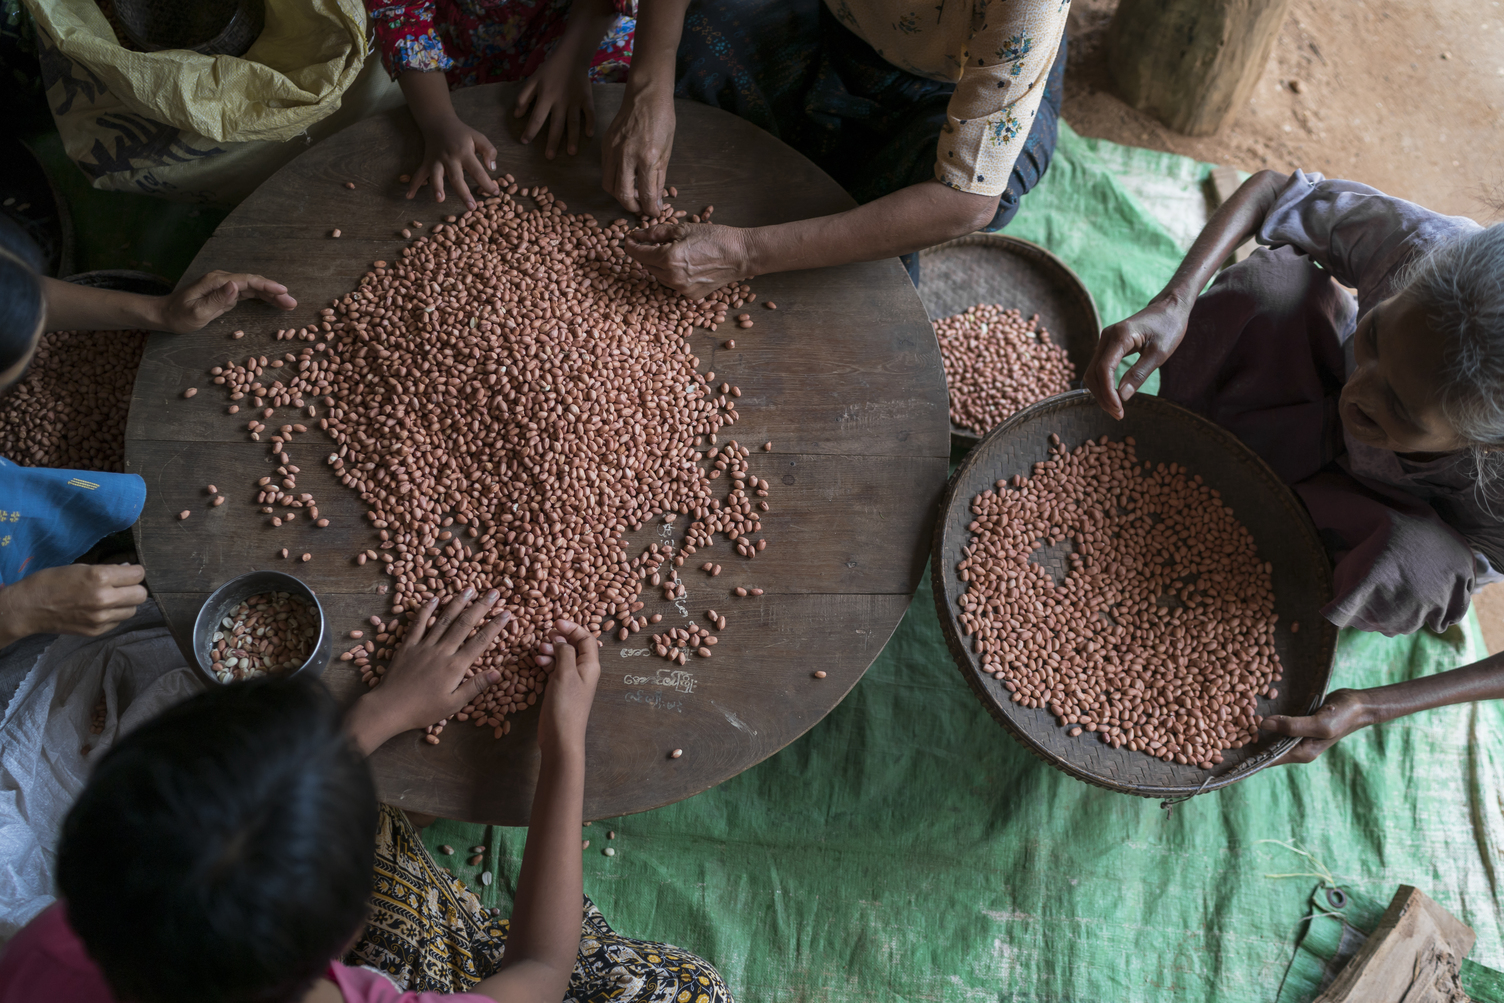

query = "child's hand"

[
  {"left": 409, "top": 117, "right": 501, "bottom": 210},
  {"left": 534, "top": 619, "right": 600, "bottom": 753},
  {"left": 515, "top": 54, "right": 595, "bottom": 159},
  {"left": 158, "top": 271, "right": 297, "bottom": 333},
  {"left": 346, "top": 589, "right": 511, "bottom": 755}
]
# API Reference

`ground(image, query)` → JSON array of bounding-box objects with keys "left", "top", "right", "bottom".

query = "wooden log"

[
  {"left": 1105, "top": 0, "right": 1293, "bottom": 137},
  {"left": 1314, "top": 885, "right": 1475, "bottom": 1003}
]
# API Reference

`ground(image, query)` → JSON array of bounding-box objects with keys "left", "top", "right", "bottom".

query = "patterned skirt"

[{"left": 347, "top": 804, "right": 733, "bottom": 1003}]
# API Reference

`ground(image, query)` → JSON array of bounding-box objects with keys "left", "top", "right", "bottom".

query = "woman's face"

[
  {"left": 0, "top": 312, "right": 42, "bottom": 394},
  {"left": 1340, "top": 293, "right": 1470, "bottom": 455}
]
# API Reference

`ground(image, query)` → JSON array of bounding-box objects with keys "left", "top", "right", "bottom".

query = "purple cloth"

[{"left": 1160, "top": 171, "right": 1492, "bottom": 635}]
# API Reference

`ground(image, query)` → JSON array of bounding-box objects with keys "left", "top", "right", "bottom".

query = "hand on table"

[
  {"left": 534, "top": 619, "right": 600, "bottom": 752},
  {"left": 346, "top": 589, "right": 511, "bottom": 755},
  {"left": 0, "top": 564, "right": 147, "bottom": 648},
  {"left": 515, "top": 53, "right": 596, "bottom": 159},
  {"left": 1084, "top": 298, "right": 1192, "bottom": 419},
  {"left": 158, "top": 271, "right": 297, "bottom": 333},
  {"left": 1260, "top": 689, "right": 1373, "bottom": 765},
  {"left": 601, "top": 83, "right": 676, "bottom": 217},
  {"left": 408, "top": 116, "right": 501, "bottom": 211},
  {"left": 624, "top": 222, "right": 750, "bottom": 300}
]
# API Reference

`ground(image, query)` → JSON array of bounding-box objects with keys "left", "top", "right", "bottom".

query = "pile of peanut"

[
  {"left": 208, "top": 592, "right": 319, "bottom": 682},
  {"left": 0, "top": 329, "right": 147, "bottom": 470},
  {"left": 957, "top": 434, "right": 1283, "bottom": 769},
  {"left": 935, "top": 305, "right": 1074, "bottom": 436},
  {"left": 210, "top": 180, "right": 769, "bottom": 741}
]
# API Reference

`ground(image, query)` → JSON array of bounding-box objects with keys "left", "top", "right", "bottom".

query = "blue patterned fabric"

[{"left": 0, "top": 459, "right": 144, "bottom": 585}]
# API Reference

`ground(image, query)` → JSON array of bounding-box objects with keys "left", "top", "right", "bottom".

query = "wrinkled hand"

[
  {"left": 159, "top": 272, "right": 297, "bottom": 333},
  {"left": 1261, "top": 689, "right": 1373, "bottom": 765},
  {"left": 0, "top": 564, "right": 147, "bottom": 646},
  {"left": 624, "top": 222, "right": 749, "bottom": 299},
  {"left": 515, "top": 54, "right": 596, "bottom": 159},
  {"left": 409, "top": 117, "right": 501, "bottom": 210},
  {"left": 348, "top": 590, "right": 510, "bottom": 753},
  {"left": 601, "top": 84, "right": 675, "bottom": 217},
  {"left": 534, "top": 619, "right": 600, "bottom": 752},
  {"left": 1085, "top": 298, "right": 1191, "bottom": 419}
]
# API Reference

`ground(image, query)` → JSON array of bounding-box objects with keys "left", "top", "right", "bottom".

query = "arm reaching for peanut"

[
  {"left": 471, "top": 619, "right": 599, "bottom": 1003},
  {"left": 41, "top": 273, "right": 296, "bottom": 335},
  {"left": 1084, "top": 170, "right": 1286, "bottom": 418},
  {"left": 344, "top": 589, "right": 510, "bottom": 755}
]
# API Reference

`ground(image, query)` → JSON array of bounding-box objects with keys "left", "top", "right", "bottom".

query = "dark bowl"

[
  {"left": 191, "top": 570, "right": 331, "bottom": 686},
  {"left": 930, "top": 390, "right": 1337, "bottom": 799},
  {"left": 917, "top": 234, "right": 1102, "bottom": 446},
  {"left": 115, "top": 0, "right": 265, "bottom": 56}
]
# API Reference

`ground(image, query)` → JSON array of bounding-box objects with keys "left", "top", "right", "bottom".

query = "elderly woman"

[
  {"left": 0, "top": 221, "right": 295, "bottom": 649},
  {"left": 600, "top": 0, "right": 1068, "bottom": 295},
  {"left": 1085, "top": 169, "right": 1504, "bottom": 764}
]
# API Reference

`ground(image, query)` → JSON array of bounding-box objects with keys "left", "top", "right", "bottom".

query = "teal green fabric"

[
  {"left": 423, "top": 574, "right": 1504, "bottom": 1003},
  {"left": 1277, "top": 883, "right": 1504, "bottom": 1002},
  {"left": 416, "top": 124, "right": 1504, "bottom": 1002}
]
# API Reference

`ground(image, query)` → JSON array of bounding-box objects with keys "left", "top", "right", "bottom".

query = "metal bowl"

[{"left": 191, "top": 571, "right": 331, "bottom": 686}]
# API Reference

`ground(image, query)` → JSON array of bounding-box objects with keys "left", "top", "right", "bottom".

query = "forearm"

[
  {"left": 1354, "top": 652, "right": 1504, "bottom": 727},
  {"left": 624, "top": 0, "right": 690, "bottom": 91},
  {"left": 555, "top": 0, "right": 618, "bottom": 61},
  {"left": 400, "top": 70, "right": 461, "bottom": 129},
  {"left": 343, "top": 695, "right": 404, "bottom": 757},
  {"left": 1156, "top": 169, "right": 1285, "bottom": 309},
  {"left": 741, "top": 180, "right": 996, "bottom": 277},
  {"left": 42, "top": 277, "right": 164, "bottom": 332},
  {"left": 489, "top": 744, "right": 586, "bottom": 984}
]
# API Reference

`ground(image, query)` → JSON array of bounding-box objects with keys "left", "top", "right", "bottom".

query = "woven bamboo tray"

[
  {"left": 930, "top": 390, "right": 1337, "bottom": 799},
  {"left": 916, "top": 234, "right": 1101, "bottom": 446}
]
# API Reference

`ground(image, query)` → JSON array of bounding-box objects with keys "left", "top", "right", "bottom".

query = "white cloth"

[{"left": 0, "top": 603, "right": 203, "bottom": 943}]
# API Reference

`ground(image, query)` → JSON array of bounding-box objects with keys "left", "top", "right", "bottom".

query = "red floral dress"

[{"left": 367, "top": 0, "right": 635, "bottom": 89}]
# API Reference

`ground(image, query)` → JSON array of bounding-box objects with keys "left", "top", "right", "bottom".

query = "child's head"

[
  {"left": 1340, "top": 223, "right": 1504, "bottom": 475},
  {"left": 57, "top": 676, "right": 378, "bottom": 1003},
  {"left": 0, "top": 216, "right": 46, "bottom": 393}
]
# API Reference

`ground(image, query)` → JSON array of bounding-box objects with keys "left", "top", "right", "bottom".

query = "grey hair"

[{"left": 1401, "top": 222, "right": 1504, "bottom": 489}]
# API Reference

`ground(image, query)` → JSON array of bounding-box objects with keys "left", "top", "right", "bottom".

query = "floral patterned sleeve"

[
  {"left": 367, "top": 0, "right": 456, "bottom": 80},
  {"left": 935, "top": 0, "right": 1069, "bottom": 197}
]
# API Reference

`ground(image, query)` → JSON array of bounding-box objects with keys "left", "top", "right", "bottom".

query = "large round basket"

[
  {"left": 930, "top": 390, "right": 1338, "bottom": 799},
  {"left": 916, "top": 234, "right": 1101, "bottom": 446}
]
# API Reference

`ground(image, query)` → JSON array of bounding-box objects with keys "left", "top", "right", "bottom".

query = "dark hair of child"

[
  {"left": 0, "top": 215, "right": 45, "bottom": 375},
  {"left": 57, "top": 676, "right": 378, "bottom": 1003}
]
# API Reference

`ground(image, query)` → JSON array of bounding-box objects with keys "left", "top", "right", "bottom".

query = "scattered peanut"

[{"left": 178, "top": 510, "right": 191, "bottom": 520}]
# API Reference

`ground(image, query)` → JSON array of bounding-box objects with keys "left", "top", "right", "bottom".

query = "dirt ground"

[
  {"left": 1063, "top": 0, "right": 1504, "bottom": 220},
  {"left": 1063, "top": 0, "right": 1504, "bottom": 651}
]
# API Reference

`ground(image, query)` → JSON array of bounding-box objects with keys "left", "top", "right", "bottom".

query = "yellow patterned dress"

[{"left": 348, "top": 804, "right": 732, "bottom": 1003}]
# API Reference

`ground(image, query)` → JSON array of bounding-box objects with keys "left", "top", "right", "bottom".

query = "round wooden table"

[{"left": 125, "top": 83, "right": 949, "bottom": 824}]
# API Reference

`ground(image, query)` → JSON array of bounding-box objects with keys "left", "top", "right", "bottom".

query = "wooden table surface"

[{"left": 125, "top": 83, "right": 950, "bottom": 825}]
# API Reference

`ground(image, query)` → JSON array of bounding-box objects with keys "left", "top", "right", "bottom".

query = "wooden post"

[
  {"left": 1105, "top": 0, "right": 1293, "bottom": 137},
  {"left": 1314, "top": 886, "right": 1475, "bottom": 1003}
]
